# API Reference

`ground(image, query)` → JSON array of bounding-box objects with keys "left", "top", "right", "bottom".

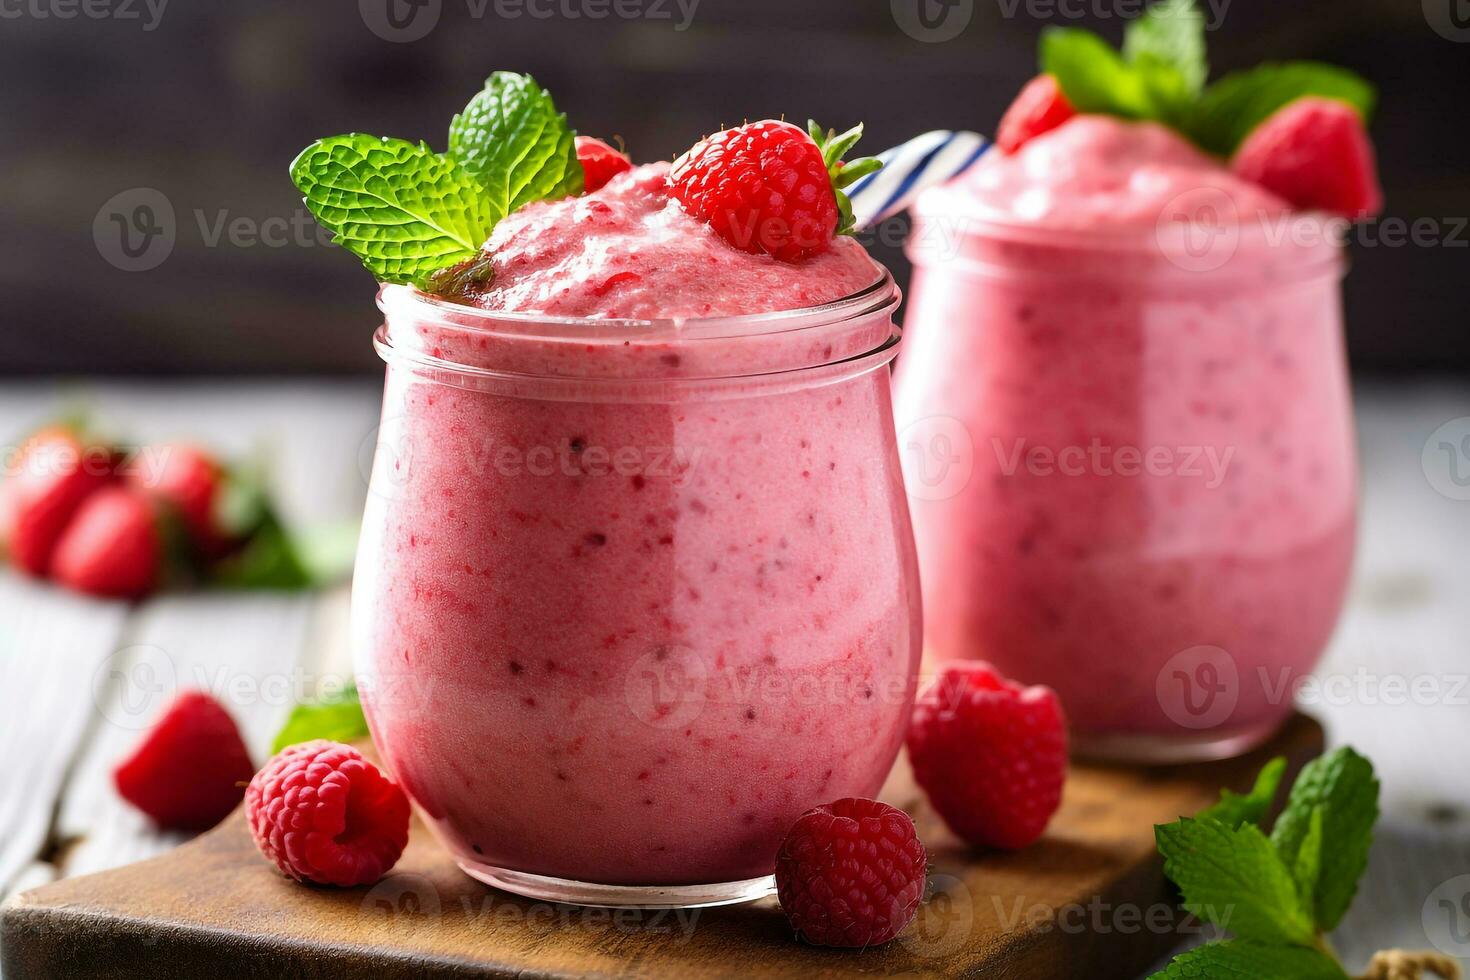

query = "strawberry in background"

[
  {"left": 1, "top": 425, "right": 115, "bottom": 576},
  {"left": 51, "top": 486, "right": 166, "bottom": 600},
  {"left": 128, "top": 443, "right": 240, "bottom": 562}
]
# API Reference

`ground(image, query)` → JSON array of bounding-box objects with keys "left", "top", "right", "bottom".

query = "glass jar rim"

[{"left": 377, "top": 266, "right": 896, "bottom": 342}]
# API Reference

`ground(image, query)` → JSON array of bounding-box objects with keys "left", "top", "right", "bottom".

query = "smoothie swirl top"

[
  {"left": 463, "top": 162, "right": 881, "bottom": 320},
  {"left": 934, "top": 116, "right": 1289, "bottom": 232}
]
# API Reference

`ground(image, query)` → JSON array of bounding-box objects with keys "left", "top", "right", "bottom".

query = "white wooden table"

[{"left": 0, "top": 379, "right": 1466, "bottom": 976}]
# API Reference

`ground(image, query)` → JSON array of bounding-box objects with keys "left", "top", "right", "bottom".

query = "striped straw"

[{"left": 845, "top": 130, "right": 991, "bottom": 230}]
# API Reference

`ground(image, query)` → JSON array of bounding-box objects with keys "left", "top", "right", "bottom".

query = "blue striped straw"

[{"left": 845, "top": 130, "right": 992, "bottom": 230}]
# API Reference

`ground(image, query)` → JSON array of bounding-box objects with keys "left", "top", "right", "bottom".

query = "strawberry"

[
  {"left": 1231, "top": 97, "right": 1382, "bottom": 220},
  {"left": 114, "top": 690, "right": 255, "bottom": 832},
  {"left": 997, "top": 74, "right": 1077, "bottom": 154},
  {"left": 668, "top": 119, "right": 881, "bottom": 262},
  {"left": 131, "top": 444, "right": 236, "bottom": 561},
  {"left": 51, "top": 485, "right": 163, "bottom": 599},
  {"left": 2, "top": 426, "right": 114, "bottom": 576},
  {"left": 575, "top": 135, "right": 632, "bottom": 193}
]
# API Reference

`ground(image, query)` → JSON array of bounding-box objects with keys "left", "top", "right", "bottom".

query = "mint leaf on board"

[
  {"left": 1040, "top": 27, "right": 1154, "bottom": 119},
  {"left": 208, "top": 505, "right": 313, "bottom": 590},
  {"left": 272, "top": 684, "right": 368, "bottom": 754},
  {"left": 1154, "top": 817, "right": 1316, "bottom": 946},
  {"left": 1148, "top": 940, "right": 1350, "bottom": 980},
  {"left": 1270, "top": 746, "right": 1379, "bottom": 931},
  {"left": 1123, "top": 0, "right": 1208, "bottom": 96},
  {"left": 1290, "top": 807, "right": 1325, "bottom": 915},
  {"left": 1185, "top": 62, "right": 1377, "bottom": 156},
  {"left": 1197, "top": 756, "right": 1286, "bottom": 829},
  {"left": 290, "top": 135, "right": 494, "bottom": 287},
  {"left": 448, "top": 71, "right": 583, "bottom": 220}
]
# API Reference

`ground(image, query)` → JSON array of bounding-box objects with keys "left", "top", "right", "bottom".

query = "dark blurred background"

[{"left": 1, "top": 0, "right": 1465, "bottom": 375}]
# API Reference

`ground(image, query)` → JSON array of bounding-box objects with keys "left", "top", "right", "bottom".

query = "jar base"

[
  {"left": 457, "top": 861, "right": 776, "bottom": 909},
  {"left": 1071, "top": 717, "right": 1282, "bottom": 765}
]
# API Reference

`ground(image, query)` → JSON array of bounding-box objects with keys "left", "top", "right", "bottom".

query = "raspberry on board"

[
  {"left": 113, "top": 690, "right": 255, "bottom": 832},
  {"left": 907, "top": 662, "right": 1068, "bottom": 850},
  {"left": 246, "top": 739, "right": 411, "bottom": 887},
  {"left": 774, "top": 797, "right": 928, "bottom": 948}
]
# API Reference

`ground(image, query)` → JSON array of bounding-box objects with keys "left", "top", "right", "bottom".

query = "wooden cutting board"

[{"left": 1, "top": 715, "right": 1322, "bottom": 979}]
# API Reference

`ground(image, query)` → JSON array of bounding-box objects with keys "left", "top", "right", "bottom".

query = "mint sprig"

[
  {"left": 290, "top": 72, "right": 581, "bottom": 288},
  {"left": 1149, "top": 747, "right": 1382, "bottom": 979},
  {"left": 1154, "top": 941, "right": 1349, "bottom": 980},
  {"left": 1038, "top": 0, "right": 1375, "bottom": 157},
  {"left": 449, "top": 71, "right": 583, "bottom": 217},
  {"left": 1155, "top": 818, "right": 1317, "bottom": 946}
]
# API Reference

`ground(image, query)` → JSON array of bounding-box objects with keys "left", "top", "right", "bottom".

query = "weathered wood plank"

[{"left": 0, "top": 575, "right": 128, "bottom": 896}]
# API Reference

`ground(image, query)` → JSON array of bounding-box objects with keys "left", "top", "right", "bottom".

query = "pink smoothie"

[
  {"left": 353, "top": 164, "right": 920, "bottom": 887},
  {"left": 895, "top": 117, "right": 1356, "bottom": 758}
]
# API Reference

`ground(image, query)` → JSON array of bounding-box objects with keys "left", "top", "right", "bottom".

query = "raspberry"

[
  {"left": 668, "top": 119, "right": 878, "bottom": 263},
  {"left": 575, "top": 135, "right": 632, "bottom": 193},
  {"left": 246, "top": 740, "right": 410, "bottom": 887},
  {"left": 907, "top": 663, "right": 1068, "bottom": 850},
  {"left": 774, "top": 797, "right": 928, "bottom": 948},
  {"left": 1231, "top": 97, "right": 1382, "bottom": 220},
  {"left": 996, "top": 74, "right": 1077, "bottom": 154},
  {"left": 113, "top": 690, "right": 255, "bottom": 831}
]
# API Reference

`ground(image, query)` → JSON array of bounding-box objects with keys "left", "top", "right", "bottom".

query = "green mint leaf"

[
  {"left": 1124, "top": 0, "right": 1208, "bottom": 96},
  {"left": 291, "top": 135, "right": 493, "bottom": 287},
  {"left": 1041, "top": 27, "right": 1154, "bottom": 119},
  {"left": 1185, "top": 61, "right": 1377, "bottom": 156},
  {"left": 1155, "top": 817, "right": 1316, "bottom": 946},
  {"left": 272, "top": 683, "right": 368, "bottom": 754},
  {"left": 1291, "top": 807, "right": 1325, "bottom": 914},
  {"left": 1198, "top": 756, "right": 1287, "bottom": 829},
  {"left": 1271, "top": 746, "right": 1379, "bottom": 930},
  {"left": 448, "top": 71, "right": 583, "bottom": 219},
  {"left": 1149, "top": 940, "right": 1349, "bottom": 980}
]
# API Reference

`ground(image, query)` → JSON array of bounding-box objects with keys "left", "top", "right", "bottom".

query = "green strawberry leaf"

[
  {"left": 1185, "top": 61, "right": 1377, "bottom": 156},
  {"left": 1155, "top": 817, "right": 1316, "bottom": 946},
  {"left": 291, "top": 135, "right": 494, "bottom": 287},
  {"left": 272, "top": 683, "right": 368, "bottom": 754},
  {"left": 1040, "top": 27, "right": 1154, "bottom": 119},
  {"left": 1270, "top": 746, "right": 1379, "bottom": 930},
  {"left": 808, "top": 119, "right": 883, "bottom": 237},
  {"left": 1198, "top": 756, "right": 1286, "bottom": 829},
  {"left": 1124, "top": 0, "right": 1207, "bottom": 96},
  {"left": 1149, "top": 940, "right": 1350, "bottom": 980},
  {"left": 448, "top": 71, "right": 583, "bottom": 219}
]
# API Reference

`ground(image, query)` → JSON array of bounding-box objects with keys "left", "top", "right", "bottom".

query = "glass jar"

[
  {"left": 895, "top": 200, "right": 1357, "bottom": 763},
  {"left": 352, "top": 272, "right": 921, "bottom": 907}
]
